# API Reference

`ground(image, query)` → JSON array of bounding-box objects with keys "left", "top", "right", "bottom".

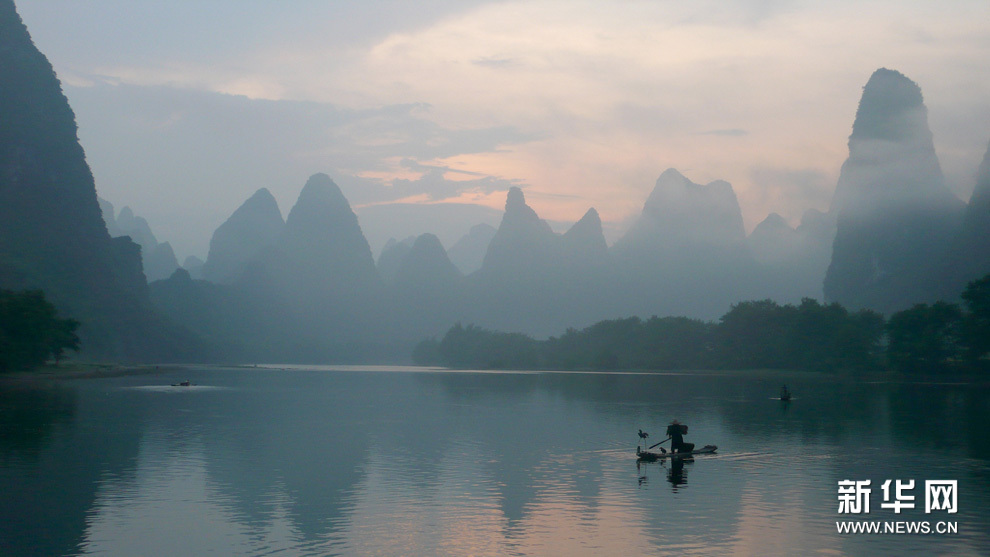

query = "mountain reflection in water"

[{"left": 1, "top": 367, "right": 988, "bottom": 556}]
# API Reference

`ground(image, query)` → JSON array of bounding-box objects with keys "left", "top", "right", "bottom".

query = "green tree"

[
  {"left": 960, "top": 274, "right": 990, "bottom": 364},
  {"left": 784, "top": 299, "right": 884, "bottom": 371},
  {"left": 716, "top": 300, "right": 792, "bottom": 368},
  {"left": 886, "top": 302, "right": 963, "bottom": 373},
  {"left": 0, "top": 289, "right": 80, "bottom": 371},
  {"left": 437, "top": 323, "right": 539, "bottom": 369}
]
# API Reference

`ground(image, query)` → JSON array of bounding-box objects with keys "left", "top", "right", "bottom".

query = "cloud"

[
  {"left": 66, "top": 81, "right": 533, "bottom": 257},
  {"left": 21, "top": 0, "right": 990, "bottom": 258},
  {"left": 471, "top": 57, "right": 519, "bottom": 69},
  {"left": 745, "top": 166, "right": 834, "bottom": 226},
  {"left": 700, "top": 129, "right": 749, "bottom": 137}
]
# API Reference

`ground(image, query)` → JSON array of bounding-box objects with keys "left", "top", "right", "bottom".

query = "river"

[{"left": 1, "top": 366, "right": 988, "bottom": 555}]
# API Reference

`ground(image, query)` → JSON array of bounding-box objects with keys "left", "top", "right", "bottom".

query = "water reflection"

[
  {"left": 0, "top": 382, "right": 75, "bottom": 458},
  {"left": 636, "top": 457, "right": 694, "bottom": 490},
  {"left": 0, "top": 368, "right": 988, "bottom": 556},
  {"left": 0, "top": 379, "right": 146, "bottom": 556}
]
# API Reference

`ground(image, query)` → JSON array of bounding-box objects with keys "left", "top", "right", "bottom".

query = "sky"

[{"left": 15, "top": 0, "right": 990, "bottom": 260}]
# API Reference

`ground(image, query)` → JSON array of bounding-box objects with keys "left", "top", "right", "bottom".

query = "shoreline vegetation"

[
  {"left": 4, "top": 364, "right": 989, "bottom": 390},
  {"left": 0, "top": 362, "right": 185, "bottom": 383},
  {"left": 2, "top": 273, "right": 987, "bottom": 379},
  {"left": 415, "top": 275, "right": 990, "bottom": 376}
]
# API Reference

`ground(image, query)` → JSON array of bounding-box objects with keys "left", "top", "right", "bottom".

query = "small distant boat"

[
  {"left": 171, "top": 380, "right": 193, "bottom": 387},
  {"left": 637, "top": 445, "right": 718, "bottom": 461},
  {"left": 780, "top": 385, "right": 791, "bottom": 401}
]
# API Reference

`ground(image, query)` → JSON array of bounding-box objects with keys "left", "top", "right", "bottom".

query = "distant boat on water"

[{"left": 780, "top": 385, "right": 791, "bottom": 401}]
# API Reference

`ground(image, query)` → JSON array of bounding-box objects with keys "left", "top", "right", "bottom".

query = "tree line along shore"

[
  {"left": 2, "top": 273, "right": 988, "bottom": 375},
  {"left": 414, "top": 274, "right": 990, "bottom": 375}
]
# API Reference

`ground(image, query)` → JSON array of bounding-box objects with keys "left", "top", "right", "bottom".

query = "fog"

[
  {"left": 4, "top": 1, "right": 990, "bottom": 364},
  {"left": 15, "top": 1, "right": 990, "bottom": 262}
]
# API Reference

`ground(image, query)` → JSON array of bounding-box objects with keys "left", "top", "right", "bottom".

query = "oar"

[{"left": 648, "top": 437, "right": 671, "bottom": 450}]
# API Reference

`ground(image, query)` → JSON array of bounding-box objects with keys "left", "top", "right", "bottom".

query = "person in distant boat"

[
  {"left": 780, "top": 385, "right": 791, "bottom": 400},
  {"left": 666, "top": 419, "right": 694, "bottom": 453}
]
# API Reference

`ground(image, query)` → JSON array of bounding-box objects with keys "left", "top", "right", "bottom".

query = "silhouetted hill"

[
  {"left": 150, "top": 267, "right": 295, "bottom": 362},
  {"left": 276, "top": 173, "right": 381, "bottom": 298},
  {"left": 479, "top": 187, "right": 559, "bottom": 278},
  {"left": 385, "top": 233, "right": 464, "bottom": 341},
  {"left": 202, "top": 187, "right": 284, "bottom": 284},
  {"left": 447, "top": 223, "right": 496, "bottom": 275},
  {"left": 0, "top": 0, "right": 200, "bottom": 362},
  {"left": 934, "top": 139, "right": 990, "bottom": 299},
  {"left": 144, "top": 242, "right": 179, "bottom": 282},
  {"left": 152, "top": 175, "right": 393, "bottom": 362},
  {"left": 824, "top": 68, "right": 965, "bottom": 313},
  {"left": 115, "top": 206, "right": 159, "bottom": 253},
  {"left": 376, "top": 236, "right": 416, "bottom": 284},
  {"left": 256, "top": 173, "right": 386, "bottom": 357},
  {"left": 183, "top": 255, "right": 205, "bottom": 279},
  {"left": 749, "top": 213, "right": 799, "bottom": 263},
  {"left": 747, "top": 210, "right": 834, "bottom": 302},
  {"left": 354, "top": 201, "right": 501, "bottom": 261},
  {"left": 457, "top": 189, "right": 615, "bottom": 336},
  {"left": 394, "top": 233, "right": 461, "bottom": 288},
  {"left": 562, "top": 208, "right": 609, "bottom": 266},
  {"left": 98, "top": 197, "right": 123, "bottom": 237},
  {"left": 615, "top": 168, "right": 746, "bottom": 253},
  {"left": 959, "top": 140, "right": 990, "bottom": 277},
  {"left": 610, "top": 169, "right": 759, "bottom": 319},
  {"left": 99, "top": 198, "right": 180, "bottom": 281}
]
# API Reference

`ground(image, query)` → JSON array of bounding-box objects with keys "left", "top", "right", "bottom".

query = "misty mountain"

[
  {"left": 385, "top": 233, "right": 464, "bottom": 340},
  {"left": 275, "top": 173, "right": 382, "bottom": 300},
  {"left": 150, "top": 267, "right": 296, "bottom": 361},
  {"left": 354, "top": 202, "right": 502, "bottom": 260},
  {"left": 0, "top": 0, "right": 199, "bottom": 361},
  {"left": 959, "top": 140, "right": 990, "bottom": 277},
  {"left": 562, "top": 208, "right": 609, "bottom": 266},
  {"left": 458, "top": 188, "right": 614, "bottom": 336},
  {"left": 393, "top": 233, "right": 462, "bottom": 288},
  {"left": 98, "top": 197, "right": 181, "bottom": 282},
  {"left": 144, "top": 242, "right": 180, "bottom": 283},
  {"left": 749, "top": 213, "right": 800, "bottom": 263},
  {"left": 615, "top": 168, "right": 747, "bottom": 252},
  {"left": 153, "top": 174, "right": 391, "bottom": 362},
  {"left": 377, "top": 236, "right": 416, "bottom": 284},
  {"left": 15, "top": 15, "right": 985, "bottom": 369},
  {"left": 115, "top": 206, "right": 159, "bottom": 253},
  {"left": 248, "top": 173, "right": 387, "bottom": 357},
  {"left": 610, "top": 168, "right": 760, "bottom": 319},
  {"left": 447, "top": 223, "right": 497, "bottom": 275},
  {"left": 98, "top": 196, "right": 123, "bottom": 237},
  {"left": 824, "top": 68, "right": 965, "bottom": 314},
  {"left": 933, "top": 139, "right": 990, "bottom": 299},
  {"left": 747, "top": 209, "right": 834, "bottom": 301},
  {"left": 183, "top": 255, "right": 205, "bottom": 279},
  {"left": 202, "top": 187, "right": 284, "bottom": 284},
  {"left": 479, "top": 187, "right": 560, "bottom": 278}
]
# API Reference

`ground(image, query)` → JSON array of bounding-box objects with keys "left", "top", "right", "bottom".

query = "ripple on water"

[{"left": 123, "top": 385, "right": 230, "bottom": 393}]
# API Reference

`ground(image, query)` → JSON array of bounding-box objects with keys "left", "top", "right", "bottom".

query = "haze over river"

[{"left": 2, "top": 366, "right": 988, "bottom": 556}]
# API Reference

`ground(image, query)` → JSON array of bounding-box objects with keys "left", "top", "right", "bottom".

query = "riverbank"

[{"left": 0, "top": 362, "right": 187, "bottom": 384}]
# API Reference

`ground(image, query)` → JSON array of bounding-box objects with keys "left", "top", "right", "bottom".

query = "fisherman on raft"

[{"left": 666, "top": 419, "right": 694, "bottom": 453}]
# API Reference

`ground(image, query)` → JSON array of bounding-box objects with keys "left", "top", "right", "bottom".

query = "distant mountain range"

[
  {"left": 2, "top": 0, "right": 988, "bottom": 364},
  {"left": 99, "top": 197, "right": 181, "bottom": 282}
]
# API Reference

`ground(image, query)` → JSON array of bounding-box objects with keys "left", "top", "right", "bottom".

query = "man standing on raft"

[{"left": 666, "top": 420, "right": 694, "bottom": 453}]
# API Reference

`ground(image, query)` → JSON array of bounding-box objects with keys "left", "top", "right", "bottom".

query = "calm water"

[{"left": 1, "top": 366, "right": 988, "bottom": 556}]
